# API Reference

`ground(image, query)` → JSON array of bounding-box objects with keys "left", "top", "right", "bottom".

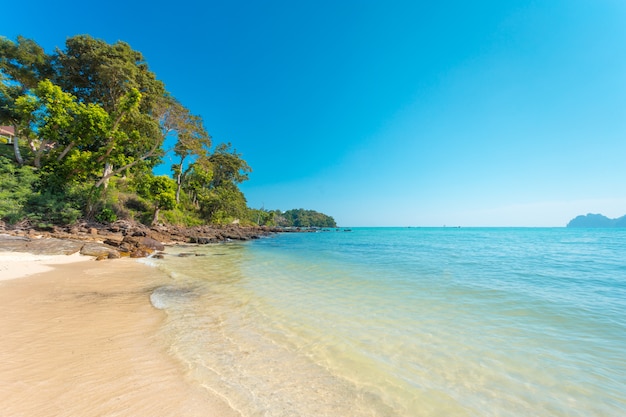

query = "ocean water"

[{"left": 148, "top": 228, "right": 626, "bottom": 416}]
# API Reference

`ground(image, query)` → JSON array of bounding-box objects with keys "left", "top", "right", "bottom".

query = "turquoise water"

[{"left": 149, "top": 228, "right": 626, "bottom": 416}]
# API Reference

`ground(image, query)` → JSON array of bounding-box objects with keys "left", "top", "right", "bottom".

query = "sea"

[{"left": 146, "top": 227, "right": 626, "bottom": 417}]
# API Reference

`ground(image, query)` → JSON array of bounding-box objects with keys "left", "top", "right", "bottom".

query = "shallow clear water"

[{"left": 149, "top": 228, "right": 626, "bottom": 416}]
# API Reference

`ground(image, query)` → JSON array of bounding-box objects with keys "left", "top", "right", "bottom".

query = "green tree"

[
  {"left": 182, "top": 159, "right": 213, "bottom": 209},
  {"left": 157, "top": 98, "right": 211, "bottom": 203},
  {"left": 0, "top": 155, "right": 38, "bottom": 222},
  {"left": 281, "top": 209, "right": 337, "bottom": 228},
  {"left": 14, "top": 80, "right": 110, "bottom": 173},
  {"left": 52, "top": 35, "right": 164, "bottom": 114},
  {"left": 199, "top": 183, "right": 248, "bottom": 224},
  {"left": 200, "top": 143, "right": 251, "bottom": 222},
  {"left": 0, "top": 36, "right": 53, "bottom": 165},
  {"left": 136, "top": 175, "right": 177, "bottom": 225},
  {"left": 208, "top": 143, "right": 251, "bottom": 188},
  {"left": 52, "top": 35, "right": 167, "bottom": 189}
]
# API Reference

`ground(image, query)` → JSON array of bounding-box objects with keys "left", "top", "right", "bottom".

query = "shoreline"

[{"left": 0, "top": 250, "right": 241, "bottom": 416}]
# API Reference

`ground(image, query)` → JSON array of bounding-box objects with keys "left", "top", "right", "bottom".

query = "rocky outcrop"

[
  {"left": 0, "top": 220, "right": 295, "bottom": 259},
  {"left": 0, "top": 236, "right": 84, "bottom": 256},
  {"left": 79, "top": 243, "right": 122, "bottom": 260}
]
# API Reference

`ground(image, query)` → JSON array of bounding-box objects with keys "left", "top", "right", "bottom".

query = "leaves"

[{"left": 1, "top": 34, "right": 334, "bottom": 228}]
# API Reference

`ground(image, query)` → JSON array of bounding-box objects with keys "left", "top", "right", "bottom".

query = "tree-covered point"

[
  {"left": 275, "top": 209, "right": 337, "bottom": 228},
  {"left": 0, "top": 35, "right": 336, "bottom": 228}
]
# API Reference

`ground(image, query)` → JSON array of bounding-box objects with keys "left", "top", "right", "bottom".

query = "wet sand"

[{"left": 0, "top": 255, "right": 240, "bottom": 417}]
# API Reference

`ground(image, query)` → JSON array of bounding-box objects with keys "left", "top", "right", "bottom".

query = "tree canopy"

[{"left": 0, "top": 34, "right": 336, "bottom": 228}]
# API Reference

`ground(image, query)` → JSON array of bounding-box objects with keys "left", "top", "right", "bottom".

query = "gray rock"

[
  {"left": 79, "top": 243, "right": 121, "bottom": 259},
  {"left": 0, "top": 235, "right": 84, "bottom": 255}
]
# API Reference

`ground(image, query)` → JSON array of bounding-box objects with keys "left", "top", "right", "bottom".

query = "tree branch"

[
  {"left": 57, "top": 141, "right": 76, "bottom": 161},
  {"left": 94, "top": 139, "right": 160, "bottom": 188}
]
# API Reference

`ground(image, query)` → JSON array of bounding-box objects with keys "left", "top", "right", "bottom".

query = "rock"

[
  {"left": 190, "top": 236, "right": 215, "bottom": 244},
  {"left": 80, "top": 243, "right": 120, "bottom": 259},
  {"left": 122, "top": 236, "right": 164, "bottom": 252},
  {"left": 1, "top": 220, "right": 282, "bottom": 260},
  {"left": 103, "top": 234, "right": 125, "bottom": 247},
  {"left": 0, "top": 236, "right": 84, "bottom": 255},
  {"left": 142, "top": 237, "right": 165, "bottom": 251},
  {"left": 130, "top": 248, "right": 152, "bottom": 258}
]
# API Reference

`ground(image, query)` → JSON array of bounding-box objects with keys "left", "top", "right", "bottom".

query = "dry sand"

[{"left": 0, "top": 253, "right": 241, "bottom": 417}]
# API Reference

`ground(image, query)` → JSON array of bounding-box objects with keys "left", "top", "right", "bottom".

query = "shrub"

[{"left": 0, "top": 155, "right": 39, "bottom": 223}]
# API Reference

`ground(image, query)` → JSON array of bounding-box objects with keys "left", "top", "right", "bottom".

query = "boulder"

[
  {"left": 0, "top": 236, "right": 84, "bottom": 255},
  {"left": 80, "top": 243, "right": 121, "bottom": 259},
  {"left": 102, "top": 234, "right": 125, "bottom": 247},
  {"left": 130, "top": 247, "right": 152, "bottom": 258},
  {"left": 122, "top": 236, "right": 164, "bottom": 251}
]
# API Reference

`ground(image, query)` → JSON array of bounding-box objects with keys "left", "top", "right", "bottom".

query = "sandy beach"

[{"left": 0, "top": 252, "right": 240, "bottom": 417}]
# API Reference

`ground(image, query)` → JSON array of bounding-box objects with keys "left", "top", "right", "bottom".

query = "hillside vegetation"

[{"left": 0, "top": 35, "right": 336, "bottom": 229}]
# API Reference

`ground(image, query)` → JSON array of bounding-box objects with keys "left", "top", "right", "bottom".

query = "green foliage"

[
  {"left": 135, "top": 174, "right": 177, "bottom": 224},
  {"left": 199, "top": 183, "right": 248, "bottom": 224},
  {"left": 246, "top": 208, "right": 277, "bottom": 226},
  {"left": 280, "top": 209, "right": 337, "bottom": 228},
  {"left": 208, "top": 143, "right": 251, "bottom": 188},
  {"left": 0, "top": 155, "right": 38, "bottom": 222},
  {"left": 25, "top": 188, "right": 85, "bottom": 226},
  {"left": 95, "top": 207, "right": 117, "bottom": 223},
  {"left": 53, "top": 35, "right": 165, "bottom": 114},
  {"left": 161, "top": 207, "right": 204, "bottom": 226},
  {"left": 0, "top": 35, "right": 338, "bottom": 228},
  {"left": 136, "top": 175, "right": 177, "bottom": 209}
]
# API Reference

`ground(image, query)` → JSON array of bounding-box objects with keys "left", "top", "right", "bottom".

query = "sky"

[{"left": 3, "top": 0, "right": 626, "bottom": 226}]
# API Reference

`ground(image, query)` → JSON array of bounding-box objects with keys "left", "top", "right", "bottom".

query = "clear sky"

[{"left": 4, "top": 0, "right": 626, "bottom": 226}]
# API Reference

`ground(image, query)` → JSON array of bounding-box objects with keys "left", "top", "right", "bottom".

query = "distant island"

[{"left": 566, "top": 213, "right": 626, "bottom": 228}]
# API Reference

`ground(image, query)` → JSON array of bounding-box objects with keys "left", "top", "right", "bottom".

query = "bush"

[
  {"left": 0, "top": 155, "right": 39, "bottom": 223},
  {"left": 161, "top": 207, "right": 204, "bottom": 226},
  {"left": 26, "top": 191, "right": 83, "bottom": 226},
  {"left": 95, "top": 207, "right": 117, "bottom": 223}
]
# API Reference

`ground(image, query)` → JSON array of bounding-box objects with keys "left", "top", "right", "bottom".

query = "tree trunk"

[
  {"left": 151, "top": 205, "right": 160, "bottom": 226},
  {"left": 175, "top": 167, "right": 183, "bottom": 204},
  {"left": 33, "top": 138, "right": 50, "bottom": 169},
  {"left": 174, "top": 156, "right": 186, "bottom": 204},
  {"left": 101, "top": 162, "right": 113, "bottom": 190},
  {"left": 12, "top": 127, "right": 23, "bottom": 166}
]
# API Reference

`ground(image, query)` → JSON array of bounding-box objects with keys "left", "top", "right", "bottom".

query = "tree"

[
  {"left": 52, "top": 35, "right": 167, "bottom": 189},
  {"left": 182, "top": 159, "right": 213, "bottom": 209},
  {"left": 280, "top": 209, "right": 337, "bottom": 228},
  {"left": 1, "top": 34, "right": 340, "bottom": 228},
  {"left": 177, "top": 143, "right": 251, "bottom": 223},
  {"left": 14, "top": 80, "right": 110, "bottom": 172},
  {"left": 208, "top": 143, "right": 251, "bottom": 188},
  {"left": 0, "top": 36, "right": 53, "bottom": 165},
  {"left": 156, "top": 98, "right": 211, "bottom": 203},
  {"left": 136, "top": 175, "right": 177, "bottom": 225},
  {"left": 52, "top": 35, "right": 164, "bottom": 114},
  {"left": 199, "top": 183, "right": 248, "bottom": 224}
]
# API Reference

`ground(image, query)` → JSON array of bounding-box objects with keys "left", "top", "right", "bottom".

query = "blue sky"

[{"left": 4, "top": 0, "right": 626, "bottom": 226}]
